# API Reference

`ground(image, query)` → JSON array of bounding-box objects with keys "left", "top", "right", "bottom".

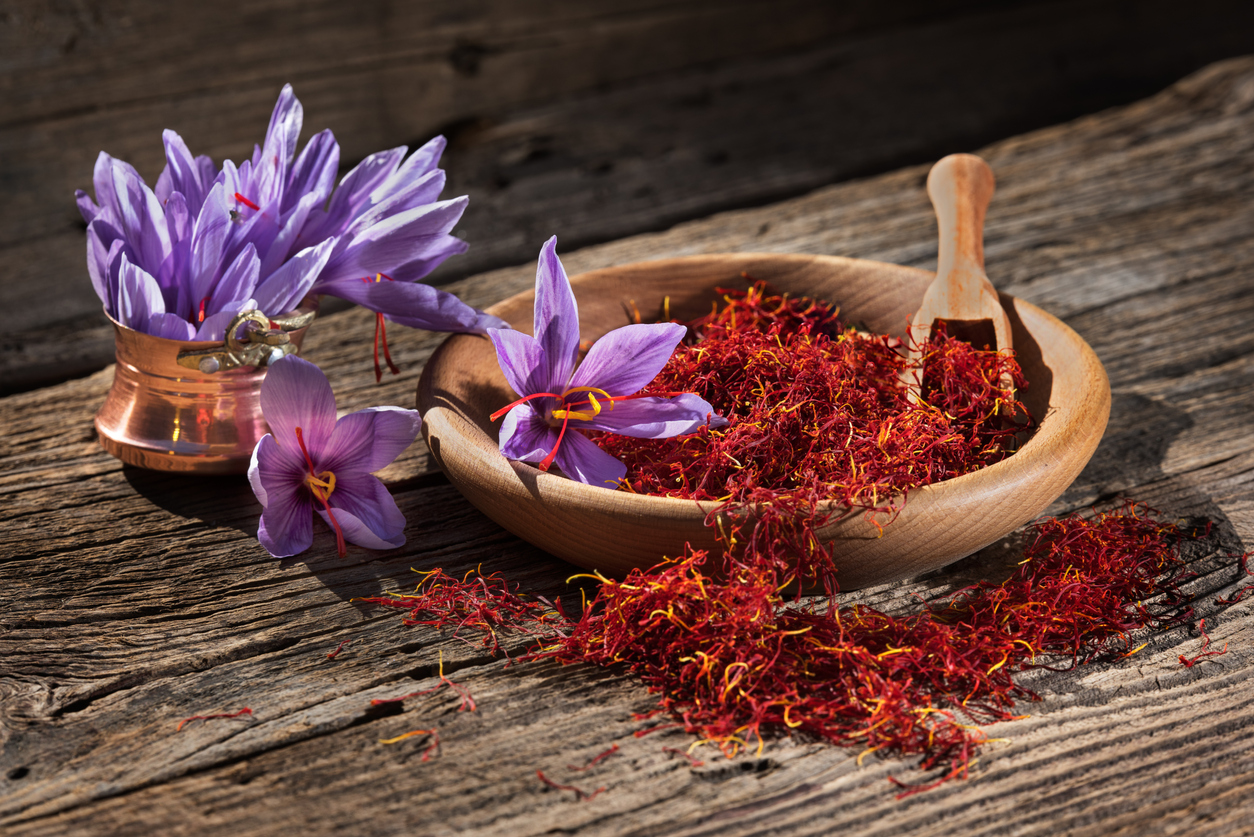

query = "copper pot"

[{"left": 95, "top": 299, "right": 318, "bottom": 474}]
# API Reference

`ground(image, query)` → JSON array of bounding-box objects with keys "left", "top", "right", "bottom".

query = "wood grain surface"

[
  {"left": 5, "top": 0, "right": 1254, "bottom": 393},
  {"left": 4, "top": 54, "right": 1254, "bottom": 837}
]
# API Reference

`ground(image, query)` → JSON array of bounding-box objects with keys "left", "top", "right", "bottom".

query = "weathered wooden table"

[{"left": 4, "top": 57, "right": 1254, "bottom": 836}]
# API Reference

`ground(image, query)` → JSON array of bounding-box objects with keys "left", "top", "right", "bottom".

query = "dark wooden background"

[{"left": 3, "top": 0, "right": 1254, "bottom": 393}]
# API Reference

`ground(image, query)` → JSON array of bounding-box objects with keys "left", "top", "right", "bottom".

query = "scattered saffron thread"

[
  {"left": 1179, "top": 619, "right": 1228, "bottom": 667},
  {"left": 360, "top": 273, "right": 401, "bottom": 382},
  {"left": 370, "top": 651, "right": 477, "bottom": 712},
  {"left": 662, "top": 746, "right": 705, "bottom": 768},
  {"left": 1215, "top": 553, "right": 1254, "bottom": 605},
  {"left": 567, "top": 744, "right": 619, "bottom": 771},
  {"left": 536, "top": 770, "right": 605, "bottom": 801},
  {"left": 379, "top": 728, "right": 441, "bottom": 760},
  {"left": 176, "top": 707, "right": 253, "bottom": 732},
  {"left": 327, "top": 638, "right": 353, "bottom": 660}
]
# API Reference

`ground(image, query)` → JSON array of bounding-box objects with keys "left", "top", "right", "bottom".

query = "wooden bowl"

[{"left": 417, "top": 254, "right": 1110, "bottom": 589}]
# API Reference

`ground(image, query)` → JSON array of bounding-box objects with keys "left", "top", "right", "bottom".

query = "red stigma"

[
  {"left": 234, "top": 192, "right": 260, "bottom": 211},
  {"left": 197, "top": 297, "right": 210, "bottom": 324},
  {"left": 372, "top": 312, "right": 401, "bottom": 383}
]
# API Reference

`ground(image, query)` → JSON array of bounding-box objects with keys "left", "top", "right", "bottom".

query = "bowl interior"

[{"left": 418, "top": 253, "right": 1108, "bottom": 589}]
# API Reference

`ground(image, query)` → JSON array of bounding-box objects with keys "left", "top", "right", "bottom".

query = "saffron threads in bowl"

[{"left": 596, "top": 282, "right": 1029, "bottom": 588}]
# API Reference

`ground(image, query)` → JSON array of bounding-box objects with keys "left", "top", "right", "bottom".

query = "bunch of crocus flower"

[
  {"left": 488, "top": 237, "right": 727, "bottom": 487},
  {"left": 76, "top": 84, "right": 502, "bottom": 348}
]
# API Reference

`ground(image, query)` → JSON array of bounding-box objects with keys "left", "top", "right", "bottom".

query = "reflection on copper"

[{"left": 95, "top": 302, "right": 316, "bottom": 474}]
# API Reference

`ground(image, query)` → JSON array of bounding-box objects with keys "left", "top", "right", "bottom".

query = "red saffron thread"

[
  {"left": 1215, "top": 552, "right": 1254, "bottom": 605},
  {"left": 294, "top": 426, "right": 346, "bottom": 557},
  {"left": 536, "top": 770, "right": 606, "bottom": 801},
  {"left": 327, "top": 638, "right": 353, "bottom": 659},
  {"left": 378, "top": 728, "right": 441, "bottom": 760},
  {"left": 234, "top": 192, "right": 260, "bottom": 211},
  {"left": 370, "top": 651, "right": 477, "bottom": 712},
  {"left": 567, "top": 744, "right": 619, "bottom": 771},
  {"left": 176, "top": 707, "right": 253, "bottom": 732},
  {"left": 359, "top": 273, "right": 401, "bottom": 382},
  {"left": 1179, "top": 619, "right": 1228, "bottom": 667},
  {"left": 662, "top": 746, "right": 705, "bottom": 768}
]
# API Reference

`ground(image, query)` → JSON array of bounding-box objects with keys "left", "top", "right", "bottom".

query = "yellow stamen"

[
  {"left": 550, "top": 386, "right": 614, "bottom": 422},
  {"left": 305, "top": 470, "right": 336, "bottom": 502}
]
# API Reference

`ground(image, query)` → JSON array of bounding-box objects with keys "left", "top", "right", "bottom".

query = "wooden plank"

[
  {"left": 4, "top": 54, "right": 1254, "bottom": 837},
  {"left": 5, "top": 0, "right": 1254, "bottom": 393}
]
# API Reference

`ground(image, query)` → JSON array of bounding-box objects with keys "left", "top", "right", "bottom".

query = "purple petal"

[
  {"left": 488, "top": 327, "right": 551, "bottom": 399},
  {"left": 320, "top": 406, "right": 422, "bottom": 475},
  {"left": 568, "top": 322, "right": 686, "bottom": 396},
  {"left": 323, "top": 472, "right": 407, "bottom": 549},
  {"left": 91, "top": 151, "right": 142, "bottom": 222},
  {"left": 266, "top": 85, "right": 303, "bottom": 165},
  {"left": 250, "top": 434, "right": 315, "bottom": 557},
  {"left": 258, "top": 191, "right": 320, "bottom": 277},
  {"left": 554, "top": 430, "right": 627, "bottom": 488},
  {"left": 76, "top": 189, "right": 101, "bottom": 225},
  {"left": 345, "top": 169, "right": 447, "bottom": 238},
  {"left": 385, "top": 234, "right": 469, "bottom": 283},
  {"left": 147, "top": 312, "right": 195, "bottom": 340},
  {"left": 254, "top": 84, "right": 303, "bottom": 207},
  {"left": 86, "top": 218, "right": 124, "bottom": 311},
  {"left": 307, "top": 146, "right": 407, "bottom": 239},
  {"left": 319, "top": 275, "right": 490, "bottom": 333},
  {"left": 209, "top": 244, "right": 261, "bottom": 314},
  {"left": 378, "top": 136, "right": 447, "bottom": 197},
  {"left": 111, "top": 163, "right": 171, "bottom": 274},
  {"left": 260, "top": 355, "right": 338, "bottom": 456},
  {"left": 101, "top": 238, "right": 132, "bottom": 317},
  {"left": 315, "top": 198, "right": 468, "bottom": 285},
  {"left": 577, "top": 393, "right": 725, "bottom": 437},
  {"left": 190, "top": 183, "right": 231, "bottom": 304},
  {"left": 284, "top": 129, "right": 340, "bottom": 215},
  {"left": 116, "top": 255, "right": 165, "bottom": 331},
  {"left": 252, "top": 237, "right": 336, "bottom": 316},
  {"left": 159, "top": 130, "right": 209, "bottom": 210},
  {"left": 163, "top": 190, "right": 192, "bottom": 245},
  {"left": 533, "top": 237, "right": 580, "bottom": 393},
  {"left": 499, "top": 406, "right": 557, "bottom": 462}
]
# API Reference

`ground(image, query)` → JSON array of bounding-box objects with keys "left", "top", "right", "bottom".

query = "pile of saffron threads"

[
  {"left": 370, "top": 284, "right": 1226, "bottom": 794},
  {"left": 596, "top": 282, "right": 1029, "bottom": 589},
  {"left": 549, "top": 504, "right": 1196, "bottom": 794}
]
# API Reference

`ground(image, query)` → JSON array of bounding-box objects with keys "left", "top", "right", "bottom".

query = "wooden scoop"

[{"left": 903, "top": 153, "right": 1012, "bottom": 396}]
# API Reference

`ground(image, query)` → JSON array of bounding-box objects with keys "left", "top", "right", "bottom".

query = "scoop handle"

[{"left": 928, "top": 153, "right": 996, "bottom": 305}]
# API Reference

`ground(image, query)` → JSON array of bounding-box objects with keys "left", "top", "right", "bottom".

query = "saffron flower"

[
  {"left": 77, "top": 84, "right": 502, "bottom": 362},
  {"left": 488, "top": 237, "right": 726, "bottom": 488},
  {"left": 248, "top": 355, "right": 421, "bottom": 557}
]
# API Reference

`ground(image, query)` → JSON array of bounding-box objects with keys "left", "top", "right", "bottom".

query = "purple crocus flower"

[
  {"left": 77, "top": 84, "right": 502, "bottom": 363},
  {"left": 248, "top": 355, "right": 421, "bottom": 558},
  {"left": 488, "top": 237, "right": 726, "bottom": 488}
]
